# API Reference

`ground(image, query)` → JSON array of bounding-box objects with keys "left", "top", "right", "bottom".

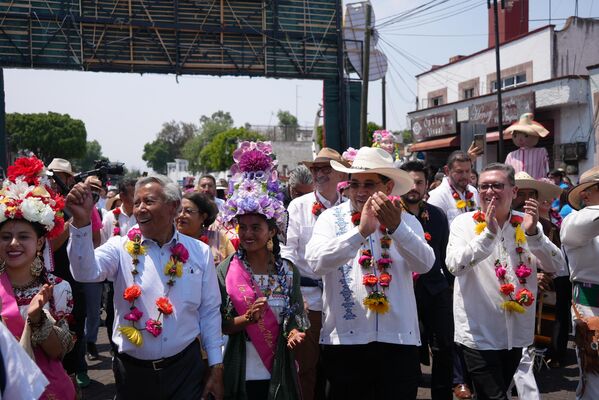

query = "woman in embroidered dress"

[
  {"left": 216, "top": 141, "right": 306, "bottom": 400},
  {"left": 0, "top": 156, "right": 76, "bottom": 400},
  {"left": 176, "top": 192, "right": 235, "bottom": 265}
]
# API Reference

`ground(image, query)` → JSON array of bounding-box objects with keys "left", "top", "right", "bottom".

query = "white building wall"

[
  {"left": 555, "top": 18, "right": 599, "bottom": 77},
  {"left": 589, "top": 66, "right": 599, "bottom": 167},
  {"left": 416, "top": 27, "right": 553, "bottom": 107}
]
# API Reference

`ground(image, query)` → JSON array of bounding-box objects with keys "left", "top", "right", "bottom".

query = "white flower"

[
  {"left": 20, "top": 197, "right": 45, "bottom": 223},
  {"left": 0, "top": 204, "right": 7, "bottom": 224},
  {"left": 5, "top": 180, "right": 33, "bottom": 200},
  {"left": 39, "top": 205, "right": 55, "bottom": 229}
]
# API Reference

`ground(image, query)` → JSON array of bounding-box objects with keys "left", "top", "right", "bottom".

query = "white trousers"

[{"left": 511, "top": 346, "right": 540, "bottom": 400}]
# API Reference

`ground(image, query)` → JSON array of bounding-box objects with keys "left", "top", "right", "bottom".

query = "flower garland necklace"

[
  {"left": 118, "top": 228, "right": 190, "bottom": 346},
  {"left": 112, "top": 207, "right": 121, "bottom": 236},
  {"left": 473, "top": 211, "right": 534, "bottom": 313},
  {"left": 399, "top": 199, "right": 431, "bottom": 242},
  {"left": 352, "top": 211, "right": 393, "bottom": 314},
  {"left": 312, "top": 199, "right": 325, "bottom": 217},
  {"left": 451, "top": 184, "right": 476, "bottom": 212}
]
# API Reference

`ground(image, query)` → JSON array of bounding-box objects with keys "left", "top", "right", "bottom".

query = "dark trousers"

[
  {"left": 323, "top": 342, "right": 420, "bottom": 400},
  {"left": 113, "top": 340, "right": 205, "bottom": 400},
  {"left": 461, "top": 345, "right": 522, "bottom": 400},
  {"left": 550, "top": 276, "right": 572, "bottom": 363},
  {"left": 105, "top": 282, "right": 115, "bottom": 346},
  {"left": 246, "top": 380, "right": 270, "bottom": 400},
  {"left": 415, "top": 285, "right": 454, "bottom": 400},
  {"left": 293, "top": 310, "right": 326, "bottom": 400},
  {"left": 63, "top": 285, "right": 88, "bottom": 374}
]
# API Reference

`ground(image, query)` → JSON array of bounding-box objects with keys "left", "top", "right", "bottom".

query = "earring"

[
  {"left": 266, "top": 238, "right": 274, "bottom": 252},
  {"left": 30, "top": 253, "right": 43, "bottom": 277},
  {"left": 0, "top": 259, "right": 5, "bottom": 274}
]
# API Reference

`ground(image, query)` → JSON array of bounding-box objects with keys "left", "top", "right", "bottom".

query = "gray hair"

[
  {"left": 288, "top": 165, "right": 313, "bottom": 188},
  {"left": 135, "top": 175, "right": 182, "bottom": 205},
  {"left": 481, "top": 163, "right": 516, "bottom": 186}
]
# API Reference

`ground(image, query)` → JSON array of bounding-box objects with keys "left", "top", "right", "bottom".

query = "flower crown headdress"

[
  {"left": 372, "top": 129, "right": 395, "bottom": 146},
  {"left": 0, "top": 156, "right": 65, "bottom": 239},
  {"left": 223, "top": 141, "right": 288, "bottom": 243}
]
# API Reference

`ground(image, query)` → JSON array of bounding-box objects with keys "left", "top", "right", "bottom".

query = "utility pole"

[
  {"left": 0, "top": 69, "right": 6, "bottom": 172},
  {"left": 359, "top": 2, "right": 372, "bottom": 147},
  {"left": 382, "top": 76, "right": 387, "bottom": 129},
  {"left": 489, "top": 0, "right": 505, "bottom": 161}
]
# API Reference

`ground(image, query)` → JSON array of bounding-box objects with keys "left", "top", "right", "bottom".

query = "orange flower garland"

[{"left": 451, "top": 185, "right": 476, "bottom": 212}]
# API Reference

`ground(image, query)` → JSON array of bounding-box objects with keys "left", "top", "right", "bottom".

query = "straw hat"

[
  {"left": 330, "top": 147, "right": 413, "bottom": 196},
  {"left": 303, "top": 148, "right": 350, "bottom": 168},
  {"left": 47, "top": 158, "right": 75, "bottom": 176},
  {"left": 504, "top": 113, "right": 549, "bottom": 137},
  {"left": 515, "top": 172, "right": 563, "bottom": 202},
  {"left": 567, "top": 166, "right": 599, "bottom": 210}
]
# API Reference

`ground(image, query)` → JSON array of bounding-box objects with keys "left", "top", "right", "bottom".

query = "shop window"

[{"left": 491, "top": 73, "right": 527, "bottom": 92}]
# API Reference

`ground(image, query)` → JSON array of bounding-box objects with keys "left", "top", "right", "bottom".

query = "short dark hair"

[
  {"left": 447, "top": 150, "right": 471, "bottom": 170},
  {"left": 118, "top": 178, "right": 137, "bottom": 196},
  {"left": 182, "top": 192, "right": 219, "bottom": 227},
  {"left": 481, "top": 163, "right": 515, "bottom": 186},
  {"left": 199, "top": 175, "right": 217, "bottom": 186},
  {"left": 400, "top": 160, "right": 429, "bottom": 182},
  {"left": 0, "top": 220, "right": 47, "bottom": 238}
]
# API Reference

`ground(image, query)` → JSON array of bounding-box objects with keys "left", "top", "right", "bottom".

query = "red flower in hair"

[{"left": 7, "top": 156, "right": 44, "bottom": 184}]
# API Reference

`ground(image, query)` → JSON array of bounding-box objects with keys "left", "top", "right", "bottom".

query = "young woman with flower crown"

[
  {"left": 217, "top": 141, "right": 306, "bottom": 400},
  {"left": 446, "top": 163, "right": 564, "bottom": 400},
  {"left": 0, "top": 156, "right": 76, "bottom": 399}
]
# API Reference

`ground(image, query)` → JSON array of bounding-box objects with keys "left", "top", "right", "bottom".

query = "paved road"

[{"left": 83, "top": 329, "right": 578, "bottom": 399}]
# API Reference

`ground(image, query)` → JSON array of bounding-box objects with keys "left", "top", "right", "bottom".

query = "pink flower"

[
  {"left": 515, "top": 264, "right": 532, "bottom": 279},
  {"left": 171, "top": 243, "right": 189, "bottom": 263},
  {"left": 342, "top": 147, "right": 358, "bottom": 162},
  {"left": 495, "top": 266, "right": 507, "bottom": 279},
  {"left": 127, "top": 227, "right": 142, "bottom": 241},
  {"left": 377, "top": 257, "right": 392, "bottom": 266},
  {"left": 124, "top": 307, "right": 143, "bottom": 322},
  {"left": 145, "top": 319, "right": 162, "bottom": 337},
  {"left": 358, "top": 255, "right": 372, "bottom": 266},
  {"left": 412, "top": 272, "right": 420, "bottom": 281},
  {"left": 113, "top": 227, "right": 121, "bottom": 235}
]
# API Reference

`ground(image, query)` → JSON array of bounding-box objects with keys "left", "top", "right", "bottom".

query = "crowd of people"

[{"left": 0, "top": 121, "right": 597, "bottom": 400}]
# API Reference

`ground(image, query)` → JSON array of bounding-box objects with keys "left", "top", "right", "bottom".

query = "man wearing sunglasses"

[
  {"left": 281, "top": 148, "right": 348, "bottom": 400},
  {"left": 306, "top": 147, "right": 434, "bottom": 399},
  {"left": 561, "top": 165, "right": 599, "bottom": 399},
  {"left": 446, "top": 163, "right": 563, "bottom": 400}
]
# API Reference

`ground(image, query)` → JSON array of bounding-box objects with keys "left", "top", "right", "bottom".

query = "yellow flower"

[
  {"left": 164, "top": 260, "right": 183, "bottom": 277},
  {"left": 455, "top": 200, "right": 466, "bottom": 209},
  {"left": 118, "top": 326, "right": 143, "bottom": 346},
  {"left": 474, "top": 222, "right": 487, "bottom": 235},
  {"left": 363, "top": 295, "right": 390, "bottom": 314},
  {"left": 125, "top": 240, "right": 146, "bottom": 257},
  {"left": 514, "top": 226, "right": 526, "bottom": 245},
  {"left": 501, "top": 300, "right": 525, "bottom": 314}
]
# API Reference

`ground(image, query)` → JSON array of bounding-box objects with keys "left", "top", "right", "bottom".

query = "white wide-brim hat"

[
  {"left": 515, "top": 172, "right": 563, "bottom": 202},
  {"left": 330, "top": 147, "right": 413, "bottom": 196}
]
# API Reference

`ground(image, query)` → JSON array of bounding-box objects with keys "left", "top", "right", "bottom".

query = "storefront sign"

[
  {"left": 468, "top": 92, "right": 534, "bottom": 127},
  {"left": 411, "top": 110, "right": 457, "bottom": 141}
]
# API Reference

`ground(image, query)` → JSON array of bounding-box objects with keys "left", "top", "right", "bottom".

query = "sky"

[{"left": 4, "top": 0, "right": 596, "bottom": 171}]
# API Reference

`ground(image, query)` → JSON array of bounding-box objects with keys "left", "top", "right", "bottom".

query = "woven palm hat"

[
  {"left": 504, "top": 113, "right": 549, "bottom": 138},
  {"left": 567, "top": 166, "right": 599, "bottom": 210},
  {"left": 330, "top": 147, "right": 413, "bottom": 196},
  {"left": 515, "top": 172, "right": 563, "bottom": 202},
  {"left": 303, "top": 147, "right": 350, "bottom": 168}
]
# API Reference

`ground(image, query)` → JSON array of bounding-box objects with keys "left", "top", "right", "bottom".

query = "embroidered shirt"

[
  {"left": 68, "top": 224, "right": 223, "bottom": 364},
  {"left": 446, "top": 211, "right": 564, "bottom": 350},
  {"left": 428, "top": 177, "right": 480, "bottom": 226},
  {"left": 305, "top": 201, "right": 434, "bottom": 346},
  {"left": 280, "top": 191, "right": 344, "bottom": 311}
]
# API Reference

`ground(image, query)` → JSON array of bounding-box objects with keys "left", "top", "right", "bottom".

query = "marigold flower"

[
  {"left": 123, "top": 285, "right": 142, "bottom": 302},
  {"left": 510, "top": 215, "right": 524, "bottom": 226},
  {"left": 362, "top": 274, "right": 378, "bottom": 287},
  {"left": 351, "top": 212, "right": 361, "bottom": 226},
  {"left": 500, "top": 283, "right": 515, "bottom": 296},
  {"left": 501, "top": 300, "right": 525, "bottom": 313},
  {"left": 452, "top": 192, "right": 460, "bottom": 200},
  {"left": 473, "top": 210, "right": 485, "bottom": 222},
  {"left": 156, "top": 297, "right": 174, "bottom": 315},
  {"left": 455, "top": 200, "right": 467, "bottom": 209},
  {"left": 516, "top": 288, "right": 534, "bottom": 307},
  {"left": 474, "top": 222, "right": 487, "bottom": 235},
  {"left": 379, "top": 272, "right": 392, "bottom": 287}
]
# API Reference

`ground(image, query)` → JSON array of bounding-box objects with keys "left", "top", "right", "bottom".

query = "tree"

[
  {"left": 198, "top": 128, "right": 265, "bottom": 172},
  {"left": 399, "top": 129, "right": 414, "bottom": 144},
  {"left": 142, "top": 121, "right": 197, "bottom": 173},
  {"left": 277, "top": 110, "right": 298, "bottom": 128},
  {"left": 6, "top": 112, "right": 87, "bottom": 163},
  {"left": 72, "top": 140, "right": 107, "bottom": 172},
  {"left": 366, "top": 122, "right": 382, "bottom": 146},
  {"left": 199, "top": 111, "right": 234, "bottom": 141},
  {"left": 142, "top": 140, "right": 171, "bottom": 174}
]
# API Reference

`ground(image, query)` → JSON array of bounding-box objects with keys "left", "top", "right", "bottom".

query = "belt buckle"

[{"left": 152, "top": 358, "right": 165, "bottom": 371}]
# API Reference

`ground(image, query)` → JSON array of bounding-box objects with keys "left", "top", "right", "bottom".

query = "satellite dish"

[{"left": 344, "top": 1, "right": 388, "bottom": 81}]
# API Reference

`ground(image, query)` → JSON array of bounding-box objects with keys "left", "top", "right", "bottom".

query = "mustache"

[{"left": 315, "top": 176, "right": 330, "bottom": 185}]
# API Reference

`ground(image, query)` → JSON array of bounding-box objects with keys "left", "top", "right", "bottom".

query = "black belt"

[
  {"left": 117, "top": 340, "right": 198, "bottom": 371},
  {"left": 300, "top": 277, "right": 322, "bottom": 288}
]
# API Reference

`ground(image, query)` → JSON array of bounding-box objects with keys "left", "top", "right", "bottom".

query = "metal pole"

[
  {"left": 491, "top": 0, "right": 505, "bottom": 161},
  {"left": 359, "top": 2, "right": 372, "bottom": 147},
  {"left": 335, "top": 0, "right": 347, "bottom": 150},
  {"left": 382, "top": 75, "right": 387, "bottom": 129},
  {"left": 0, "top": 68, "right": 7, "bottom": 171}
]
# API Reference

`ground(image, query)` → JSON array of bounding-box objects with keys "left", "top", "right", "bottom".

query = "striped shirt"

[{"left": 505, "top": 147, "right": 549, "bottom": 180}]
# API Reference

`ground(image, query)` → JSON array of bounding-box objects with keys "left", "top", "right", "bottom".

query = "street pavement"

[{"left": 83, "top": 328, "right": 578, "bottom": 399}]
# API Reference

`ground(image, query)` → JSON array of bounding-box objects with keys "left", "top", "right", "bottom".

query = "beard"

[{"left": 402, "top": 191, "right": 423, "bottom": 204}]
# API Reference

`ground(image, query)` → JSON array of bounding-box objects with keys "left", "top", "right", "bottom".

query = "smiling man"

[
  {"left": 66, "top": 175, "right": 224, "bottom": 400},
  {"left": 305, "top": 147, "right": 434, "bottom": 400},
  {"left": 446, "top": 163, "right": 564, "bottom": 400}
]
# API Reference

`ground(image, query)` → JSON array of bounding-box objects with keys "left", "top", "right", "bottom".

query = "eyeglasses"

[
  {"left": 478, "top": 182, "right": 505, "bottom": 192},
  {"left": 180, "top": 207, "right": 200, "bottom": 216},
  {"left": 310, "top": 166, "right": 333, "bottom": 175},
  {"left": 348, "top": 181, "right": 383, "bottom": 190}
]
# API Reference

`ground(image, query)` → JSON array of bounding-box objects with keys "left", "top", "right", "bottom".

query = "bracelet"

[
  {"left": 244, "top": 310, "right": 255, "bottom": 323},
  {"left": 27, "top": 311, "right": 47, "bottom": 330},
  {"left": 30, "top": 313, "right": 54, "bottom": 346},
  {"left": 211, "top": 363, "right": 224, "bottom": 370}
]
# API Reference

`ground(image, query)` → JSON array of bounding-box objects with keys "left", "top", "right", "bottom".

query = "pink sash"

[
  {"left": 0, "top": 273, "right": 76, "bottom": 400},
  {"left": 226, "top": 256, "right": 280, "bottom": 372}
]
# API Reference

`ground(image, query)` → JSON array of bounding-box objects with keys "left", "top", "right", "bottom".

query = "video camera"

[{"left": 48, "top": 159, "right": 125, "bottom": 196}]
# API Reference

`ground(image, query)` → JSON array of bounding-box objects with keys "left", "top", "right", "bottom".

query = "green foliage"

[
  {"left": 142, "top": 121, "right": 196, "bottom": 173},
  {"left": 399, "top": 129, "right": 414, "bottom": 144},
  {"left": 142, "top": 140, "right": 171, "bottom": 174},
  {"left": 6, "top": 112, "right": 87, "bottom": 163},
  {"left": 72, "top": 140, "right": 107, "bottom": 172},
  {"left": 316, "top": 125, "right": 324, "bottom": 148},
  {"left": 277, "top": 110, "right": 298, "bottom": 127},
  {"left": 198, "top": 128, "right": 265, "bottom": 172},
  {"left": 366, "top": 121, "right": 382, "bottom": 146},
  {"left": 199, "top": 111, "right": 234, "bottom": 141}
]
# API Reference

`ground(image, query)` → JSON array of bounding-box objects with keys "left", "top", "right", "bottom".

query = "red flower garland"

[
  {"left": 312, "top": 200, "right": 325, "bottom": 217},
  {"left": 112, "top": 207, "right": 122, "bottom": 236}
]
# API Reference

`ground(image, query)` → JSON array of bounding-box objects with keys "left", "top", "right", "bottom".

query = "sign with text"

[
  {"left": 468, "top": 92, "right": 534, "bottom": 128},
  {"left": 411, "top": 110, "right": 457, "bottom": 142}
]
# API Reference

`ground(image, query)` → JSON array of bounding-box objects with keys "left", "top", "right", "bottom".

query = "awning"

[{"left": 408, "top": 131, "right": 513, "bottom": 152}]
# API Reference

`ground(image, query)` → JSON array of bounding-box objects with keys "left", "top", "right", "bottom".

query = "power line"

[
  {"left": 379, "top": 0, "right": 480, "bottom": 29},
  {"left": 381, "top": 1, "right": 485, "bottom": 31}
]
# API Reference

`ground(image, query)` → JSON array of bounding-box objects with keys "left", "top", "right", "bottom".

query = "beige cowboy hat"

[
  {"left": 303, "top": 147, "right": 350, "bottom": 168},
  {"left": 515, "top": 172, "right": 563, "bottom": 202},
  {"left": 504, "top": 113, "right": 549, "bottom": 137},
  {"left": 330, "top": 147, "right": 413, "bottom": 196},
  {"left": 47, "top": 158, "right": 75, "bottom": 176},
  {"left": 567, "top": 166, "right": 599, "bottom": 210},
  {"left": 105, "top": 194, "right": 121, "bottom": 211}
]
